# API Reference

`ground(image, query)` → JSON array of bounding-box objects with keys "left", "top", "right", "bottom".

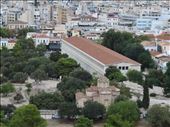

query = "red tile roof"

[{"left": 63, "top": 37, "right": 140, "bottom": 65}]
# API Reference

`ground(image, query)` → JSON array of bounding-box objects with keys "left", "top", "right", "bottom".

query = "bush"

[
  {"left": 83, "top": 101, "right": 106, "bottom": 120},
  {"left": 147, "top": 105, "right": 170, "bottom": 127},
  {"left": 12, "top": 72, "right": 28, "bottom": 83},
  {"left": 74, "top": 116, "right": 93, "bottom": 127}
]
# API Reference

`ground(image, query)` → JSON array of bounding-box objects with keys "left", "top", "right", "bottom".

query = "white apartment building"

[
  {"left": 136, "top": 18, "right": 152, "bottom": 30},
  {"left": 61, "top": 37, "right": 141, "bottom": 76}
]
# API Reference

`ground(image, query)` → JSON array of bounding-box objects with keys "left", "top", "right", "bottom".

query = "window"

[
  {"left": 122, "top": 67, "right": 125, "bottom": 70},
  {"left": 119, "top": 66, "right": 121, "bottom": 70},
  {"left": 126, "top": 66, "right": 128, "bottom": 70}
]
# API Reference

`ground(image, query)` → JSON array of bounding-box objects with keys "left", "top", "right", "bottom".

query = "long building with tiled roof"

[{"left": 61, "top": 36, "right": 141, "bottom": 75}]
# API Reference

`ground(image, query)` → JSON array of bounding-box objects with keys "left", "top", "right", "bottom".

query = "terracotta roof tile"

[{"left": 63, "top": 37, "right": 140, "bottom": 65}]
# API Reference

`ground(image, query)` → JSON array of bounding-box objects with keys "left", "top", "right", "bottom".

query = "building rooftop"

[
  {"left": 141, "top": 41, "right": 156, "bottom": 47},
  {"left": 64, "top": 36, "right": 140, "bottom": 65}
]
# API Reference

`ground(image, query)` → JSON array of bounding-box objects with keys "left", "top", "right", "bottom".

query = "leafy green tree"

[
  {"left": 124, "top": 43, "right": 144, "bottom": 59},
  {"left": 147, "top": 105, "right": 170, "bottom": 127},
  {"left": 17, "top": 27, "right": 35, "bottom": 38},
  {"left": 13, "top": 38, "right": 37, "bottom": 60},
  {"left": 83, "top": 101, "right": 106, "bottom": 120},
  {"left": 9, "top": 104, "right": 47, "bottom": 127},
  {"left": 30, "top": 92, "right": 64, "bottom": 109},
  {"left": 147, "top": 69, "right": 164, "bottom": 87},
  {"left": 120, "top": 86, "right": 132, "bottom": 98},
  {"left": 164, "top": 62, "right": 170, "bottom": 95},
  {"left": 138, "top": 51, "right": 155, "bottom": 70},
  {"left": 164, "top": 76, "right": 170, "bottom": 96},
  {"left": 55, "top": 58, "right": 79, "bottom": 76},
  {"left": 0, "top": 104, "right": 15, "bottom": 119},
  {"left": 58, "top": 102, "right": 79, "bottom": 119},
  {"left": 57, "top": 77, "right": 87, "bottom": 102},
  {"left": 102, "top": 29, "right": 135, "bottom": 53},
  {"left": 0, "top": 82, "right": 15, "bottom": 96},
  {"left": 114, "top": 95, "right": 129, "bottom": 103},
  {"left": 127, "top": 70, "right": 143, "bottom": 85},
  {"left": 49, "top": 51, "right": 61, "bottom": 62},
  {"left": 70, "top": 68, "right": 93, "bottom": 84},
  {"left": 30, "top": 69, "right": 48, "bottom": 83},
  {"left": 74, "top": 116, "right": 93, "bottom": 127},
  {"left": 107, "top": 101, "right": 140, "bottom": 123},
  {"left": 12, "top": 72, "right": 28, "bottom": 83},
  {"left": 142, "top": 83, "right": 150, "bottom": 109},
  {"left": 0, "top": 27, "right": 14, "bottom": 38},
  {"left": 104, "top": 114, "right": 132, "bottom": 127},
  {"left": 105, "top": 66, "right": 126, "bottom": 82},
  {"left": 36, "top": 44, "right": 47, "bottom": 56}
]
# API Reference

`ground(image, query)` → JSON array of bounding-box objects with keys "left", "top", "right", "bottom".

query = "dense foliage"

[
  {"left": 74, "top": 116, "right": 93, "bottom": 127},
  {"left": 147, "top": 105, "right": 170, "bottom": 127},
  {"left": 82, "top": 101, "right": 106, "bottom": 120},
  {"left": 102, "top": 29, "right": 154, "bottom": 70},
  {"left": 30, "top": 92, "right": 64, "bottom": 109},
  {"left": 9, "top": 104, "right": 47, "bottom": 127},
  {"left": 107, "top": 101, "right": 140, "bottom": 124},
  {"left": 57, "top": 77, "right": 87, "bottom": 102},
  {"left": 105, "top": 66, "right": 126, "bottom": 82}
]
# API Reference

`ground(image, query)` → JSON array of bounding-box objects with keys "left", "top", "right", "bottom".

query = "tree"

[
  {"left": 30, "top": 69, "right": 48, "bottom": 84},
  {"left": 49, "top": 51, "right": 61, "bottom": 62},
  {"left": 0, "top": 27, "right": 14, "bottom": 38},
  {"left": 57, "top": 77, "right": 87, "bottom": 102},
  {"left": 13, "top": 38, "right": 36, "bottom": 60},
  {"left": 127, "top": 70, "right": 143, "bottom": 85},
  {"left": 12, "top": 72, "right": 28, "bottom": 83},
  {"left": 104, "top": 114, "right": 132, "bottom": 127},
  {"left": 30, "top": 92, "right": 64, "bottom": 109},
  {"left": 105, "top": 66, "right": 126, "bottom": 82},
  {"left": 0, "top": 104, "right": 16, "bottom": 119},
  {"left": 0, "top": 82, "right": 15, "bottom": 96},
  {"left": 142, "top": 83, "right": 150, "bottom": 109},
  {"left": 58, "top": 102, "right": 79, "bottom": 119},
  {"left": 74, "top": 116, "right": 93, "bottom": 127},
  {"left": 9, "top": 104, "right": 47, "bottom": 127},
  {"left": 120, "top": 86, "right": 132, "bottom": 98},
  {"left": 83, "top": 101, "right": 106, "bottom": 120},
  {"left": 14, "top": 93, "right": 24, "bottom": 103},
  {"left": 138, "top": 51, "right": 155, "bottom": 70},
  {"left": 123, "top": 43, "right": 145, "bottom": 62},
  {"left": 36, "top": 44, "right": 47, "bottom": 56},
  {"left": 102, "top": 30, "right": 135, "bottom": 53},
  {"left": 107, "top": 101, "right": 140, "bottom": 123},
  {"left": 70, "top": 68, "right": 93, "bottom": 84},
  {"left": 17, "top": 27, "right": 35, "bottom": 38},
  {"left": 114, "top": 95, "right": 129, "bottom": 103},
  {"left": 164, "top": 62, "right": 170, "bottom": 95},
  {"left": 147, "top": 105, "right": 170, "bottom": 127},
  {"left": 55, "top": 58, "right": 79, "bottom": 76}
]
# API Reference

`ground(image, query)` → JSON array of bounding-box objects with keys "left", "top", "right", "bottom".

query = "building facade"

[{"left": 61, "top": 37, "right": 141, "bottom": 76}]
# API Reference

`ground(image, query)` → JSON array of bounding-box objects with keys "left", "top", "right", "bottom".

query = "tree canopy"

[
  {"left": 147, "top": 104, "right": 170, "bottom": 127},
  {"left": 74, "top": 116, "right": 93, "bottom": 127},
  {"left": 102, "top": 29, "right": 154, "bottom": 70},
  {"left": 107, "top": 101, "right": 140, "bottom": 123},
  {"left": 105, "top": 66, "right": 126, "bottom": 82},
  {"left": 30, "top": 92, "right": 64, "bottom": 109},
  {"left": 9, "top": 104, "right": 47, "bottom": 127},
  {"left": 83, "top": 101, "right": 106, "bottom": 120},
  {"left": 57, "top": 77, "right": 87, "bottom": 102}
]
